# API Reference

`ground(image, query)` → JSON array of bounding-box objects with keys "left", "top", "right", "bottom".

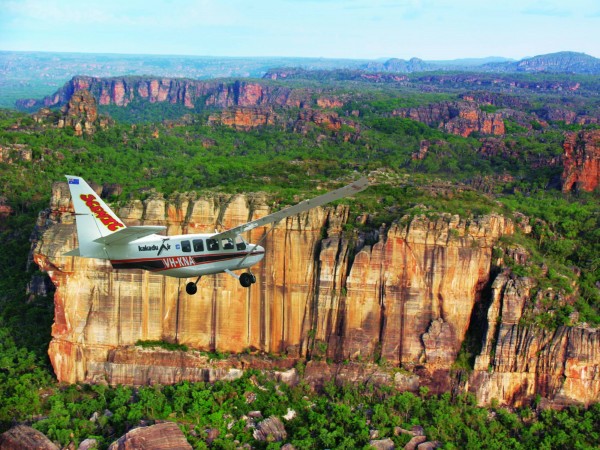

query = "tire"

[
  {"left": 239, "top": 273, "right": 253, "bottom": 288},
  {"left": 186, "top": 282, "right": 198, "bottom": 295}
]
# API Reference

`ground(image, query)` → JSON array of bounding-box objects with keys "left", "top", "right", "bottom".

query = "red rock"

[
  {"left": 59, "top": 89, "right": 98, "bottom": 136},
  {"left": 561, "top": 130, "right": 600, "bottom": 192},
  {"left": 393, "top": 101, "right": 504, "bottom": 137}
]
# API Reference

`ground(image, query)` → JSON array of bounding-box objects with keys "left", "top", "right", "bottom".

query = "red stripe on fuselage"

[{"left": 110, "top": 250, "right": 264, "bottom": 272}]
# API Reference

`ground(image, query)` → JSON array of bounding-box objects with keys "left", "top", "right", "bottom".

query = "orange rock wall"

[
  {"left": 562, "top": 129, "right": 600, "bottom": 192},
  {"left": 32, "top": 183, "right": 600, "bottom": 408}
]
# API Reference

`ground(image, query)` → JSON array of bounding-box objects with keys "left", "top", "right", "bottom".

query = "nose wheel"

[{"left": 239, "top": 272, "right": 256, "bottom": 288}]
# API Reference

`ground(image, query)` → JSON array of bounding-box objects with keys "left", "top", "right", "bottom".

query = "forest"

[{"left": 0, "top": 69, "right": 599, "bottom": 448}]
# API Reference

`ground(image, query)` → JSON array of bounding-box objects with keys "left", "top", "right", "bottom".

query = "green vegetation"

[
  {"left": 3, "top": 368, "right": 600, "bottom": 448},
  {"left": 1, "top": 68, "right": 600, "bottom": 447},
  {"left": 135, "top": 340, "right": 189, "bottom": 352}
]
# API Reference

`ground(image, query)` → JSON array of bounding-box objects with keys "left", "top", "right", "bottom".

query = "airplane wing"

[
  {"left": 93, "top": 225, "right": 167, "bottom": 245},
  {"left": 212, "top": 177, "right": 369, "bottom": 240}
]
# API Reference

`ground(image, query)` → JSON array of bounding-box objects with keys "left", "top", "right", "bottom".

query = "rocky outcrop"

[
  {"left": 0, "top": 144, "right": 32, "bottom": 163},
  {"left": 537, "top": 107, "right": 599, "bottom": 126},
  {"left": 414, "top": 74, "right": 582, "bottom": 92},
  {"left": 561, "top": 129, "right": 600, "bottom": 192},
  {"left": 207, "top": 106, "right": 356, "bottom": 134},
  {"left": 392, "top": 101, "right": 505, "bottom": 137},
  {"left": 32, "top": 182, "right": 600, "bottom": 407},
  {"left": 58, "top": 89, "right": 98, "bottom": 136},
  {"left": 253, "top": 416, "right": 287, "bottom": 442},
  {"left": 208, "top": 106, "right": 277, "bottom": 130},
  {"left": 107, "top": 422, "right": 191, "bottom": 450},
  {"left": 470, "top": 271, "right": 600, "bottom": 407},
  {"left": 0, "top": 425, "right": 59, "bottom": 450}
]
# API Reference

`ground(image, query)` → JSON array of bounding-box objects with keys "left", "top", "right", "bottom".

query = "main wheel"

[
  {"left": 239, "top": 272, "right": 253, "bottom": 288},
  {"left": 186, "top": 282, "right": 198, "bottom": 295}
]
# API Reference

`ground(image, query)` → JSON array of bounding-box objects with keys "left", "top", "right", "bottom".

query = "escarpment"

[
  {"left": 33, "top": 182, "right": 600, "bottom": 407},
  {"left": 17, "top": 76, "right": 318, "bottom": 111}
]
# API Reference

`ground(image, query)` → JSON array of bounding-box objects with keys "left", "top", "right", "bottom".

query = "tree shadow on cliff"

[{"left": 451, "top": 268, "right": 500, "bottom": 388}]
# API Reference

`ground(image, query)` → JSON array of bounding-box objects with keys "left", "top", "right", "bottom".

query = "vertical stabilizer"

[{"left": 65, "top": 175, "right": 126, "bottom": 259}]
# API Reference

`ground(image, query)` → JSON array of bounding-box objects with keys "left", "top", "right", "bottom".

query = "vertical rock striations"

[
  {"left": 32, "top": 183, "right": 600, "bottom": 407},
  {"left": 561, "top": 129, "right": 600, "bottom": 192},
  {"left": 471, "top": 271, "right": 600, "bottom": 407}
]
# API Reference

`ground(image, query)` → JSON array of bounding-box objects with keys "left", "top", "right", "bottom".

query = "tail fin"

[{"left": 65, "top": 175, "right": 126, "bottom": 259}]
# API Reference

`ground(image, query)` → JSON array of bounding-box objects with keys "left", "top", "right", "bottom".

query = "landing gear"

[
  {"left": 239, "top": 272, "right": 256, "bottom": 288},
  {"left": 185, "top": 282, "right": 197, "bottom": 295},
  {"left": 186, "top": 276, "right": 201, "bottom": 295}
]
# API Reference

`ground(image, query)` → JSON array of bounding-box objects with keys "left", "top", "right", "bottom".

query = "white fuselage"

[{"left": 105, "top": 233, "right": 265, "bottom": 278}]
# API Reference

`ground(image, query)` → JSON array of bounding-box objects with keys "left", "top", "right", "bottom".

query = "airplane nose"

[{"left": 256, "top": 245, "right": 265, "bottom": 259}]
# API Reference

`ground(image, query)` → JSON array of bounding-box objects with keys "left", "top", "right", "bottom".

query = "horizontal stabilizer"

[
  {"left": 93, "top": 225, "right": 167, "bottom": 246},
  {"left": 213, "top": 177, "right": 369, "bottom": 240},
  {"left": 64, "top": 248, "right": 81, "bottom": 256}
]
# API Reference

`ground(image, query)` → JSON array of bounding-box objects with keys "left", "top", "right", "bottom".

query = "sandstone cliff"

[
  {"left": 561, "top": 129, "right": 600, "bottom": 192},
  {"left": 18, "top": 76, "right": 324, "bottom": 111},
  {"left": 32, "top": 182, "right": 600, "bottom": 407},
  {"left": 471, "top": 271, "right": 600, "bottom": 407},
  {"left": 392, "top": 101, "right": 505, "bottom": 137}
]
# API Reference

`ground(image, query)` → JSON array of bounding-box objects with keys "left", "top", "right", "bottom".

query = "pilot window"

[
  {"left": 222, "top": 238, "right": 235, "bottom": 250},
  {"left": 206, "top": 238, "right": 219, "bottom": 251},
  {"left": 181, "top": 240, "right": 191, "bottom": 252},
  {"left": 193, "top": 239, "right": 204, "bottom": 252},
  {"left": 235, "top": 236, "right": 247, "bottom": 250}
]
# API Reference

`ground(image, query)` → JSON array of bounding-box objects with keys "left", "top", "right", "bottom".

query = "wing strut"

[{"left": 235, "top": 220, "right": 281, "bottom": 268}]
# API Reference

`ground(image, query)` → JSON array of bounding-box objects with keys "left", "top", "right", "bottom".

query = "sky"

[{"left": 1, "top": 0, "right": 599, "bottom": 61}]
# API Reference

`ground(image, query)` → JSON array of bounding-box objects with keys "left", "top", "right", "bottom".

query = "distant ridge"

[
  {"left": 484, "top": 51, "right": 600, "bottom": 74},
  {"left": 364, "top": 51, "right": 600, "bottom": 74},
  {"left": 3, "top": 50, "right": 600, "bottom": 109}
]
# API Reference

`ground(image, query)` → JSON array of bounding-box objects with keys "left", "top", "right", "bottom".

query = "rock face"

[
  {"left": 470, "top": 271, "right": 600, "bottom": 407},
  {"left": 58, "top": 89, "right": 98, "bottom": 136},
  {"left": 107, "top": 422, "right": 191, "bottom": 450},
  {"left": 393, "top": 101, "right": 505, "bottom": 137},
  {"left": 0, "top": 425, "right": 59, "bottom": 450},
  {"left": 208, "top": 106, "right": 277, "bottom": 130},
  {"left": 32, "top": 182, "right": 600, "bottom": 407},
  {"left": 561, "top": 129, "right": 600, "bottom": 192},
  {"left": 253, "top": 416, "right": 287, "bottom": 442},
  {"left": 18, "top": 76, "right": 326, "bottom": 111}
]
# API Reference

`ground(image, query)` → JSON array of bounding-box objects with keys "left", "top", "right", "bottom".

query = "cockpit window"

[
  {"left": 235, "top": 236, "right": 247, "bottom": 251},
  {"left": 222, "top": 238, "right": 235, "bottom": 250},
  {"left": 181, "top": 240, "right": 191, "bottom": 252}
]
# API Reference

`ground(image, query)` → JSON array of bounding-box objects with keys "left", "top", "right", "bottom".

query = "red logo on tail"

[{"left": 80, "top": 194, "right": 125, "bottom": 231}]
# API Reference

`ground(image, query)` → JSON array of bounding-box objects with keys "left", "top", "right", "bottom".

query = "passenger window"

[
  {"left": 181, "top": 240, "right": 191, "bottom": 252},
  {"left": 222, "top": 238, "right": 234, "bottom": 250},
  {"left": 207, "top": 238, "right": 219, "bottom": 251},
  {"left": 193, "top": 239, "right": 204, "bottom": 252}
]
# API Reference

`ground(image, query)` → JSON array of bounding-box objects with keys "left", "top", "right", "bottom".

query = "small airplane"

[{"left": 64, "top": 175, "right": 369, "bottom": 295}]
